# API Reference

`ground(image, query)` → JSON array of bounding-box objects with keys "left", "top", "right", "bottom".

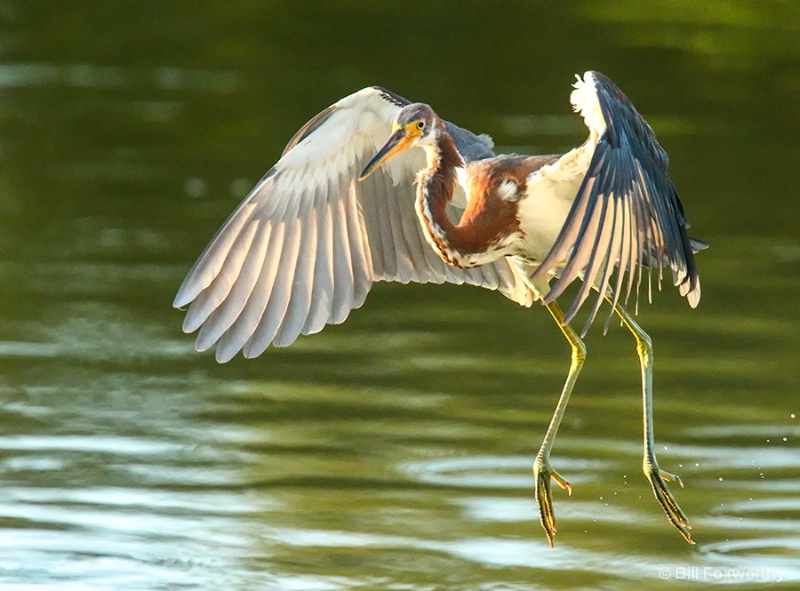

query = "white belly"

[
  {"left": 520, "top": 172, "right": 581, "bottom": 263},
  {"left": 517, "top": 156, "right": 588, "bottom": 265}
]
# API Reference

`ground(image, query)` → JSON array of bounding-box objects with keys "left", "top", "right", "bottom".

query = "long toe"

[
  {"left": 533, "top": 459, "right": 572, "bottom": 547},
  {"left": 645, "top": 463, "right": 694, "bottom": 544}
]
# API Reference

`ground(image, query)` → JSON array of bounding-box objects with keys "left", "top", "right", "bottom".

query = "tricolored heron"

[{"left": 174, "top": 71, "right": 705, "bottom": 546}]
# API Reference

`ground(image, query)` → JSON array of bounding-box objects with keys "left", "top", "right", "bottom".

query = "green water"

[{"left": 1, "top": 1, "right": 798, "bottom": 589}]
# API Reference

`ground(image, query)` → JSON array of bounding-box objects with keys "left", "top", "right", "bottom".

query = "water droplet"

[
  {"left": 184, "top": 177, "right": 208, "bottom": 199},
  {"left": 230, "top": 178, "right": 252, "bottom": 197}
]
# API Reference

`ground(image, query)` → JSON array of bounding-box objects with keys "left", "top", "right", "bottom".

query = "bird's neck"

[
  {"left": 415, "top": 131, "right": 521, "bottom": 269},
  {"left": 415, "top": 132, "right": 471, "bottom": 267}
]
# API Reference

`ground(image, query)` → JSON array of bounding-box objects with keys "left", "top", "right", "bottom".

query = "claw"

[
  {"left": 644, "top": 459, "right": 694, "bottom": 544},
  {"left": 659, "top": 469, "right": 684, "bottom": 488},
  {"left": 550, "top": 470, "right": 573, "bottom": 496},
  {"left": 533, "top": 458, "right": 572, "bottom": 547}
]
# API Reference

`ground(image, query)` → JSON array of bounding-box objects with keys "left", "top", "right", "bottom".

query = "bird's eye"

[{"left": 416, "top": 120, "right": 425, "bottom": 130}]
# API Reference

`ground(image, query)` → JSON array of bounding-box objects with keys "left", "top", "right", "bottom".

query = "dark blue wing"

[{"left": 531, "top": 71, "right": 702, "bottom": 334}]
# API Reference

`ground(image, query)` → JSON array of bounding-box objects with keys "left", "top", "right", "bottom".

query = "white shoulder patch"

[
  {"left": 570, "top": 71, "right": 607, "bottom": 137},
  {"left": 497, "top": 179, "right": 519, "bottom": 201}
]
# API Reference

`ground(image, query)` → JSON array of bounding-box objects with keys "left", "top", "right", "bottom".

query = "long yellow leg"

[
  {"left": 610, "top": 299, "right": 694, "bottom": 544},
  {"left": 533, "top": 301, "right": 585, "bottom": 547}
]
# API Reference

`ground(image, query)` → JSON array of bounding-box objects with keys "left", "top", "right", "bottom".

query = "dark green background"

[{"left": 0, "top": 2, "right": 798, "bottom": 589}]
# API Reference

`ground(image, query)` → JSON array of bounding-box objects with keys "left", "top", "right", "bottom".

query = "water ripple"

[{"left": 399, "top": 455, "right": 608, "bottom": 489}]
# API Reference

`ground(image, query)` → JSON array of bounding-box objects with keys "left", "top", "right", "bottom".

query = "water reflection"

[{"left": 1, "top": 1, "right": 799, "bottom": 589}]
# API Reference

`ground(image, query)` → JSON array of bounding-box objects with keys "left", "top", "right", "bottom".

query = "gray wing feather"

[
  {"left": 302, "top": 203, "right": 335, "bottom": 335},
  {"left": 182, "top": 217, "right": 260, "bottom": 335},
  {"left": 244, "top": 219, "right": 300, "bottom": 357},
  {"left": 531, "top": 71, "right": 701, "bottom": 334},
  {"left": 378, "top": 170, "right": 413, "bottom": 282},
  {"left": 174, "top": 190, "right": 262, "bottom": 311},
  {"left": 363, "top": 171, "right": 398, "bottom": 279},
  {"left": 215, "top": 222, "right": 282, "bottom": 361},
  {"left": 195, "top": 219, "right": 270, "bottom": 352},
  {"left": 274, "top": 213, "right": 317, "bottom": 347},
  {"left": 330, "top": 191, "right": 355, "bottom": 324},
  {"left": 344, "top": 175, "right": 372, "bottom": 307},
  {"left": 444, "top": 121, "right": 495, "bottom": 162}
]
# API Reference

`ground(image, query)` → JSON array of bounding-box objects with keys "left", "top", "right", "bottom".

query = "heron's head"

[{"left": 360, "top": 103, "right": 441, "bottom": 180}]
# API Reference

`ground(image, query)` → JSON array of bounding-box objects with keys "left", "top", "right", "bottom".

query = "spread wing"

[
  {"left": 174, "top": 86, "right": 533, "bottom": 362},
  {"left": 531, "top": 71, "right": 702, "bottom": 334}
]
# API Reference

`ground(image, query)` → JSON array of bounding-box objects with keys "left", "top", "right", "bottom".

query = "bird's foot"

[
  {"left": 532, "top": 455, "right": 572, "bottom": 547},
  {"left": 644, "top": 457, "right": 694, "bottom": 544}
]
